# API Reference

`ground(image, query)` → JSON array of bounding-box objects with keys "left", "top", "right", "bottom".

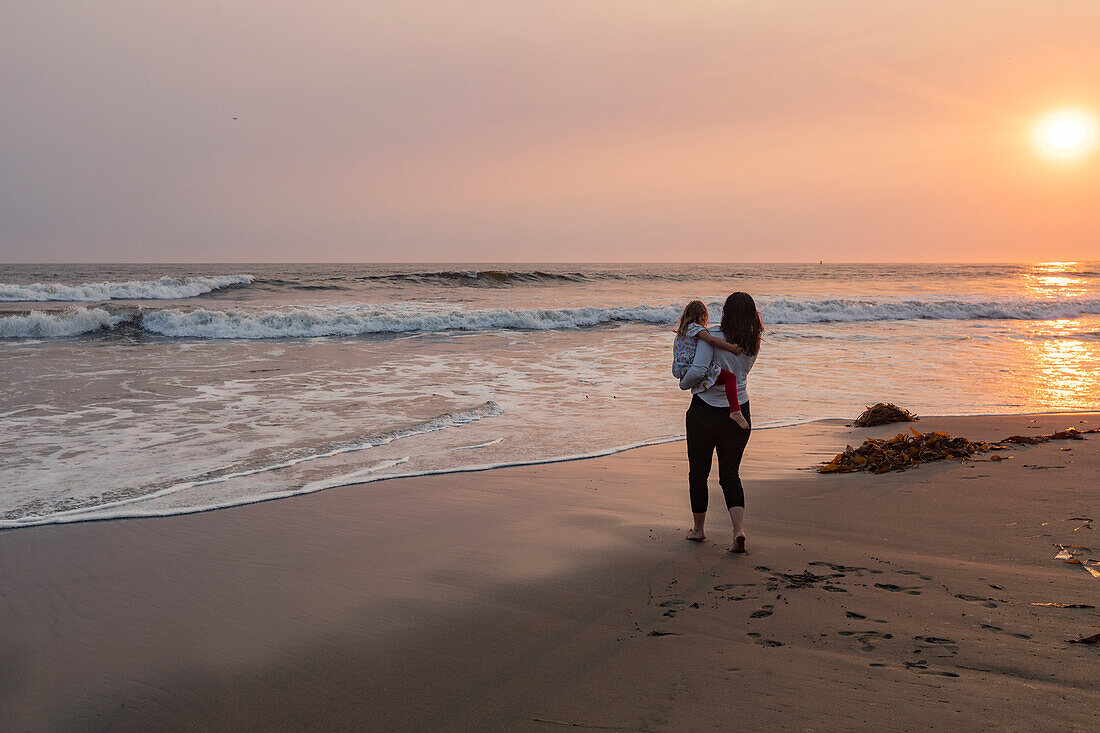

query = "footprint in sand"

[
  {"left": 808, "top": 561, "right": 882, "bottom": 577},
  {"left": 745, "top": 632, "right": 783, "bottom": 647},
  {"left": 777, "top": 571, "right": 829, "bottom": 588},
  {"left": 914, "top": 635, "right": 956, "bottom": 644},
  {"left": 749, "top": 605, "right": 774, "bottom": 619},
  {"left": 955, "top": 593, "right": 998, "bottom": 609},
  {"left": 913, "top": 636, "right": 960, "bottom": 654},
  {"left": 894, "top": 569, "right": 935, "bottom": 581},
  {"left": 752, "top": 565, "right": 851, "bottom": 594},
  {"left": 838, "top": 629, "right": 894, "bottom": 651},
  {"left": 980, "top": 624, "right": 1031, "bottom": 640},
  {"left": 758, "top": 639, "right": 784, "bottom": 647},
  {"left": 903, "top": 659, "right": 960, "bottom": 677},
  {"left": 874, "top": 583, "right": 922, "bottom": 595}
]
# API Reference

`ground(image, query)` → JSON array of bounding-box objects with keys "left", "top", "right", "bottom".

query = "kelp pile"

[
  {"left": 820, "top": 428, "right": 989, "bottom": 474},
  {"left": 820, "top": 425, "right": 1100, "bottom": 474},
  {"left": 852, "top": 402, "right": 919, "bottom": 427},
  {"left": 1000, "top": 427, "right": 1100, "bottom": 444}
]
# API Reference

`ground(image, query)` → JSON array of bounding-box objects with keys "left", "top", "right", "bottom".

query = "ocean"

[{"left": 2, "top": 262, "right": 1099, "bottom": 529}]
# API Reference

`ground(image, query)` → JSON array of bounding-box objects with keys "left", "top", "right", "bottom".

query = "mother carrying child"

[{"left": 674, "top": 292, "right": 762, "bottom": 553}]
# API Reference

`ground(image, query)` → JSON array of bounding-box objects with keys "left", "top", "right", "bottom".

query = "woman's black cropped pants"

[{"left": 685, "top": 395, "right": 751, "bottom": 513}]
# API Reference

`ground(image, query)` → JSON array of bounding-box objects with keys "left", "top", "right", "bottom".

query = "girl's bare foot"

[
  {"left": 729, "top": 534, "right": 747, "bottom": 553},
  {"left": 686, "top": 529, "right": 706, "bottom": 542},
  {"left": 730, "top": 411, "right": 749, "bottom": 429}
]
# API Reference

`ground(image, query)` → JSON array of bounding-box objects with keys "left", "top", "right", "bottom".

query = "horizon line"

[{"left": 1, "top": 260, "right": 1090, "bottom": 266}]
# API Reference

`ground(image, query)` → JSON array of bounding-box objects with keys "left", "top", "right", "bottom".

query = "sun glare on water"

[{"left": 1034, "top": 110, "right": 1097, "bottom": 160}]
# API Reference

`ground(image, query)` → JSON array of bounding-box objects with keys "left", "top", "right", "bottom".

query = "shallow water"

[{"left": 2, "top": 262, "right": 1099, "bottom": 527}]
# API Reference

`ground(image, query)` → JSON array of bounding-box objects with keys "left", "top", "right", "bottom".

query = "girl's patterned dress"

[{"left": 672, "top": 323, "right": 722, "bottom": 393}]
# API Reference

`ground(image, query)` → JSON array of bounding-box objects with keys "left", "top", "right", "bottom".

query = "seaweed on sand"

[
  {"left": 820, "top": 427, "right": 987, "bottom": 474},
  {"left": 820, "top": 426, "right": 1100, "bottom": 475},
  {"left": 852, "top": 403, "right": 919, "bottom": 427}
]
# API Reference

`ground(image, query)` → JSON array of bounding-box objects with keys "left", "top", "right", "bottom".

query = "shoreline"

[
  {"left": 2, "top": 411, "right": 1099, "bottom": 730},
  {"left": 3, "top": 408, "right": 1096, "bottom": 532}
]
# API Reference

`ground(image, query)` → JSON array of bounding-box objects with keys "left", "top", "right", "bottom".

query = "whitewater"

[
  {"left": 6, "top": 296, "right": 1100, "bottom": 340},
  {"left": 2, "top": 262, "right": 1099, "bottom": 528},
  {"left": 0, "top": 274, "right": 253, "bottom": 301}
]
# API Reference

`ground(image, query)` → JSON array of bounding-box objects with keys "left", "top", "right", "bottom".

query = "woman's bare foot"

[
  {"left": 685, "top": 529, "right": 706, "bottom": 542},
  {"left": 729, "top": 534, "right": 747, "bottom": 553},
  {"left": 730, "top": 411, "right": 750, "bottom": 429}
]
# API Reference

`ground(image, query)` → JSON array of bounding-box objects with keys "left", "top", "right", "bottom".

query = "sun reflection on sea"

[
  {"left": 1016, "top": 317, "right": 1100, "bottom": 409},
  {"left": 1023, "top": 262, "right": 1089, "bottom": 298},
  {"left": 1010, "top": 263, "right": 1100, "bottom": 409}
]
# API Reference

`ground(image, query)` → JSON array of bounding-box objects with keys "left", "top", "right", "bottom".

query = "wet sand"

[{"left": 1, "top": 412, "right": 1098, "bottom": 731}]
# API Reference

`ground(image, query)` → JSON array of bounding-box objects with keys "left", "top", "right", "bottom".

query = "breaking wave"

[
  {"left": 338, "top": 264, "right": 1091, "bottom": 287},
  {"left": 4, "top": 296, "right": 1100, "bottom": 339},
  {"left": 0, "top": 308, "right": 127, "bottom": 338},
  {"left": 136, "top": 303, "right": 676, "bottom": 337},
  {"left": 0, "top": 274, "right": 254, "bottom": 302},
  {"left": 356, "top": 270, "right": 592, "bottom": 286},
  {"left": 761, "top": 297, "right": 1100, "bottom": 324}
]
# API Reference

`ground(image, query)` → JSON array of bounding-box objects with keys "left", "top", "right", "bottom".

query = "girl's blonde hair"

[{"left": 676, "top": 300, "right": 709, "bottom": 338}]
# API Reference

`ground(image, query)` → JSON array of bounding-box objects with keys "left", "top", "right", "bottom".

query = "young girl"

[{"left": 672, "top": 300, "right": 749, "bottom": 429}]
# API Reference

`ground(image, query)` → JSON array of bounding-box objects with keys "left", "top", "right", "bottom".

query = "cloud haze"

[{"left": 2, "top": 1, "right": 1099, "bottom": 262}]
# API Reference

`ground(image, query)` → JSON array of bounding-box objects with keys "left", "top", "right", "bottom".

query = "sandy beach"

[
  {"left": 7, "top": 2, "right": 1100, "bottom": 729},
  {"left": 2, "top": 411, "right": 1098, "bottom": 731}
]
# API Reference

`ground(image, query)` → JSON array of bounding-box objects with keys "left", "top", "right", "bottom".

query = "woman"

[{"left": 678, "top": 292, "right": 762, "bottom": 553}]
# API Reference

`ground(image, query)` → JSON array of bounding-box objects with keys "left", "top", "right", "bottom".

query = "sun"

[{"left": 1034, "top": 110, "right": 1096, "bottom": 160}]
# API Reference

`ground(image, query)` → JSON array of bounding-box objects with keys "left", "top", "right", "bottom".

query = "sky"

[{"left": 2, "top": 1, "right": 1099, "bottom": 263}]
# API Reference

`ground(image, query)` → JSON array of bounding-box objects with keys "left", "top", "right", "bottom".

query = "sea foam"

[{"left": 0, "top": 401, "right": 504, "bottom": 528}]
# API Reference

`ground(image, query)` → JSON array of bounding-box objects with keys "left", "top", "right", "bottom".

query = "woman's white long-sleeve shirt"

[{"left": 678, "top": 326, "right": 757, "bottom": 408}]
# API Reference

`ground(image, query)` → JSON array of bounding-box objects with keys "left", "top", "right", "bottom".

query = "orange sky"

[{"left": 2, "top": 1, "right": 1099, "bottom": 262}]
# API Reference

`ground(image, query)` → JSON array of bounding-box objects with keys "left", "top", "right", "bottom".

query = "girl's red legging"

[{"left": 714, "top": 369, "right": 742, "bottom": 413}]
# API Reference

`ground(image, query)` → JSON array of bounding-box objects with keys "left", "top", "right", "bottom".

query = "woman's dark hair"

[{"left": 720, "top": 292, "right": 763, "bottom": 357}]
